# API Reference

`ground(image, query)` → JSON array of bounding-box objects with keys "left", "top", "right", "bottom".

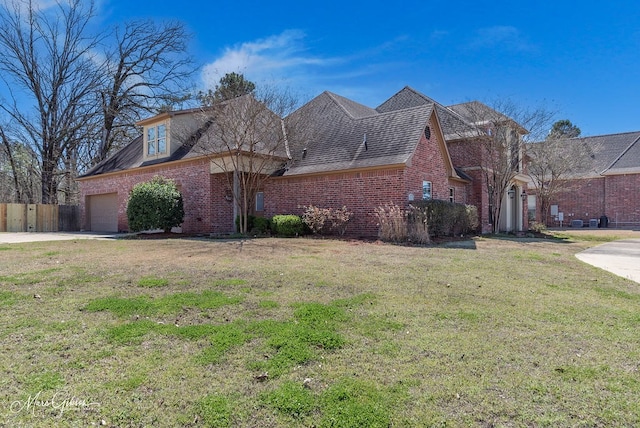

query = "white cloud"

[{"left": 202, "top": 30, "right": 335, "bottom": 89}]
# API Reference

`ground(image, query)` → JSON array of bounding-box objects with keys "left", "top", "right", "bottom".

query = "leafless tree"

[
  {"left": 189, "top": 84, "right": 303, "bottom": 233},
  {"left": 0, "top": 0, "right": 101, "bottom": 203},
  {"left": 526, "top": 135, "right": 594, "bottom": 226},
  {"left": 0, "top": 123, "right": 40, "bottom": 203},
  {"left": 92, "top": 20, "right": 195, "bottom": 166},
  {"left": 449, "top": 100, "right": 554, "bottom": 233}
]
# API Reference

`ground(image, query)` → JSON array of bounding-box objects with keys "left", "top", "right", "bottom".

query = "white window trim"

[
  {"left": 255, "top": 191, "right": 264, "bottom": 212},
  {"left": 422, "top": 181, "right": 432, "bottom": 200},
  {"left": 145, "top": 122, "right": 168, "bottom": 158}
]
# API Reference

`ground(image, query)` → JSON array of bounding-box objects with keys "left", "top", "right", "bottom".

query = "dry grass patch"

[{"left": 0, "top": 235, "right": 639, "bottom": 426}]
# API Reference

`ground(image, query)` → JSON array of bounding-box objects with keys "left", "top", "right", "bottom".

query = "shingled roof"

[
  {"left": 571, "top": 131, "right": 640, "bottom": 176},
  {"left": 281, "top": 91, "right": 453, "bottom": 176},
  {"left": 376, "top": 86, "right": 479, "bottom": 140},
  {"left": 80, "top": 95, "right": 287, "bottom": 178}
]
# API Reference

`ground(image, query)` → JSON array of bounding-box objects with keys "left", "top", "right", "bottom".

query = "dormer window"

[{"left": 147, "top": 123, "right": 167, "bottom": 156}]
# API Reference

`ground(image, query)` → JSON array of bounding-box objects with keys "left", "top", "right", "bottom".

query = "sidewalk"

[
  {"left": 575, "top": 239, "right": 640, "bottom": 284},
  {"left": 0, "top": 232, "right": 121, "bottom": 244}
]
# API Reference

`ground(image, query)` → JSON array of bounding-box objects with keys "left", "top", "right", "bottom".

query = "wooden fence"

[{"left": 0, "top": 204, "right": 80, "bottom": 232}]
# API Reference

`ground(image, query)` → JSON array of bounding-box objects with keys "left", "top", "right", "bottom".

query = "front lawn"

[{"left": 0, "top": 235, "right": 639, "bottom": 426}]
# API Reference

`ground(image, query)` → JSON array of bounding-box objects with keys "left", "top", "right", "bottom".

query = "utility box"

[{"left": 599, "top": 216, "right": 608, "bottom": 228}]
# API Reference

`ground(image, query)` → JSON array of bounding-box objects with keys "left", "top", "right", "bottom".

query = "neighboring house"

[
  {"left": 77, "top": 87, "right": 530, "bottom": 236},
  {"left": 531, "top": 131, "right": 640, "bottom": 228}
]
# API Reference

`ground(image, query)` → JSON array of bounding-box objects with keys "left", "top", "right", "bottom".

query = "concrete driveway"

[
  {"left": 0, "top": 232, "right": 121, "bottom": 244},
  {"left": 576, "top": 239, "right": 640, "bottom": 284}
]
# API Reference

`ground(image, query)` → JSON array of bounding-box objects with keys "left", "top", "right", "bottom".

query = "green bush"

[
  {"left": 235, "top": 215, "right": 271, "bottom": 235},
  {"left": 408, "top": 200, "right": 479, "bottom": 238},
  {"left": 126, "top": 176, "right": 184, "bottom": 232},
  {"left": 236, "top": 214, "right": 256, "bottom": 232},
  {"left": 271, "top": 214, "right": 305, "bottom": 237},
  {"left": 252, "top": 216, "right": 271, "bottom": 234}
]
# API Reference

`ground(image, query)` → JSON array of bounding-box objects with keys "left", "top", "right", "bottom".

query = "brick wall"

[
  {"left": 546, "top": 174, "right": 640, "bottom": 227},
  {"left": 265, "top": 120, "right": 457, "bottom": 237},
  {"left": 79, "top": 158, "right": 213, "bottom": 233},
  {"left": 79, "top": 117, "right": 496, "bottom": 236}
]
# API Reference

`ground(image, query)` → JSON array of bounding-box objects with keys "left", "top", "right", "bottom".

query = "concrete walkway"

[
  {"left": 0, "top": 232, "right": 121, "bottom": 244},
  {"left": 576, "top": 239, "right": 640, "bottom": 284}
]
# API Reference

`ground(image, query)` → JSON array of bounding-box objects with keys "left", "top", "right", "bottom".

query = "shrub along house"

[{"left": 77, "top": 87, "right": 530, "bottom": 236}]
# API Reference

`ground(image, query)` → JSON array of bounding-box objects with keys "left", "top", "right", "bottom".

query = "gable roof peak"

[{"left": 323, "top": 91, "right": 379, "bottom": 119}]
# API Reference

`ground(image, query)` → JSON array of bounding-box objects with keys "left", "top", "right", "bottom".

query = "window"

[
  {"left": 255, "top": 192, "right": 264, "bottom": 212},
  {"left": 449, "top": 187, "right": 455, "bottom": 203},
  {"left": 147, "top": 124, "right": 167, "bottom": 156},
  {"left": 422, "top": 181, "right": 432, "bottom": 200}
]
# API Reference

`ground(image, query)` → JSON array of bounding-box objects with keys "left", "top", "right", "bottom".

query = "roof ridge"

[
  {"left": 571, "top": 130, "right": 640, "bottom": 140},
  {"left": 371, "top": 102, "right": 434, "bottom": 118},
  {"left": 324, "top": 91, "right": 378, "bottom": 119},
  {"left": 600, "top": 133, "right": 640, "bottom": 174}
]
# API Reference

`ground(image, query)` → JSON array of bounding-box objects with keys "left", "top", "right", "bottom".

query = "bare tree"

[
  {"left": 526, "top": 129, "right": 594, "bottom": 226},
  {"left": 449, "top": 100, "right": 554, "bottom": 233},
  {"left": 92, "top": 20, "right": 195, "bottom": 166},
  {"left": 0, "top": 124, "right": 39, "bottom": 203},
  {"left": 0, "top": 0, "right": 101, "bottom": 203},
  {"left": 190, "top": 81, "right": 302, "bottom": 233}
]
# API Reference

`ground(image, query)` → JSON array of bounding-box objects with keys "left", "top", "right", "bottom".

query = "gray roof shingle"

[
  {"left": 79, "top": 95, "right": 287, "bottom": 178},
  {"left": 376, "top": 86, "right": 478, "bottom": 140},
  {"left": 573, "top": 131, "right": 640, "bottom": 175},
  {"left": 282, "top": 91, "right": 434, "bottom": 176}
]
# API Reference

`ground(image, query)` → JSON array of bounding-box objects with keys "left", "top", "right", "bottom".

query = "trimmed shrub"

[
  {"left": 126, "top": 176, "right": 184, "bottom": 233},
  {"left": 410, "top": 199, "right": 479, "bottom": 237},
  {"left": 252, "top": 217, "right": 271, "bottom": 235},
  {"left": 271, "top": 214, "right": 305, "bottom": 237},
  {"left": 236, "top": 215, "right": 256, "bottom": 233}
]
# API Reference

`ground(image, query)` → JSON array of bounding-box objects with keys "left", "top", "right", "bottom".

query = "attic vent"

[
  {"left": 424, "top": 126, "right": 431, "bottom": 140},
  {"left": 302, "top": 148, "right": 307, "bottom": 159}
]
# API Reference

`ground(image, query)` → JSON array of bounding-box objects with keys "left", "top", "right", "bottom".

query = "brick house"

[
  {"left": 530, "top": 131, "right": 640, "bottom": 228},
  {"left": 77, "top": 87, "right": 530, "bottom": 236}
]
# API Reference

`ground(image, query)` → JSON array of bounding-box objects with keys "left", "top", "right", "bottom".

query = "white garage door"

[{"left": 89, "top": 193, "right": 118, "bottom": 232}]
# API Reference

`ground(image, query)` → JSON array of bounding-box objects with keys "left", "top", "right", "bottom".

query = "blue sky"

[{"left": 49, "top": 1, "right": 640, "bottom": 135}]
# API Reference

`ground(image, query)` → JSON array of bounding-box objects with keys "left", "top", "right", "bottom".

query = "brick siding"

[
  {"left": 79, "top": 158, "right": 213, "bottom": 233},
  {"left": 545, "top": 174, "right": 640, "bottom": 227}
]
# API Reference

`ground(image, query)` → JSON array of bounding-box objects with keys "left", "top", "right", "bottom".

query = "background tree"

[
  {"left": 0, "top": 125, "right": 39, "bottom": 203},
  {"left": 0, "top": 1, "right": 196, "bottom": 204},
  {"left": 91, "top": 20, "right": 195, "bottom": 166},
  {"left": 549, "top": 119, "right": 581, "bottom": 139},
  {"left": 126, "top": 176, "right": 184, "bottom": 233},
  {"left": 0, "top": 0, "right": 101, "bottom": 204},
  {"left": 450, "top": 100, "right": 554, "bottom": 233},
  {"left": 191, "top": 74, "right": 302, "bottom": 233},
  {"left": 197, "top": 72, "right": 256, "bottom": 106},
  {"left": 527, "top": 120, "right": 593, "bottom": 226}
]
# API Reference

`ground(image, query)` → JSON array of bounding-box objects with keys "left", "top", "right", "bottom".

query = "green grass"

[
  {"left": 84, "top": 290, "right": 243, "bottom": 317},
  {"left": 136, "top": 275, "right": 169, "bottom": 287},
  {"left": 0, "top": 235, "right": 639, "bottom": 426}
]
